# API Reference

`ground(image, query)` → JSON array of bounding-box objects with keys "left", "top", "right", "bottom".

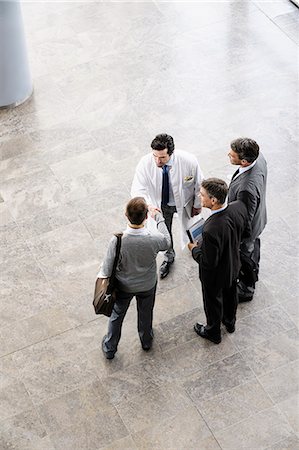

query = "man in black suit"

[{"left": 188, "top": 178, "right": 248, "bottom": 344}]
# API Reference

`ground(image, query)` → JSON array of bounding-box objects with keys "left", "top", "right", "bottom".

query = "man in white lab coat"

[{"left": 131, "top": 133, "right": 203, "bottom": 279}]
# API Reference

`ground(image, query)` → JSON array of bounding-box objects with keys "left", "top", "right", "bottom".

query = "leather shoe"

[
  {"left": 237, "top": 283, "right": 254, "bottom": 302},
  {"left": 160, "top": 261, "right": 172, "bottom": 279},
  {"left": 222, "top": 322, "right": 235, "bottom": 333},
  {"left": 142, "top": 344, "right": 151, "bottom": 351},
  {"left": 238, "top": 292, "right": 253, "bottom": 302},
  {"left": 101, "top": 335, "right": 115, "bottom": 360},
  {"left": 193, "top": 323, "right": 221, "bottom": 344}
]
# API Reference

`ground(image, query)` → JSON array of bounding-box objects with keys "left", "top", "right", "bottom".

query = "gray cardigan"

[
  {"left": 98, "top": 213, "right": 171, "bottom": 292},
  {"left": 228, "top": 153, "right": 267, "bottom": 242}
]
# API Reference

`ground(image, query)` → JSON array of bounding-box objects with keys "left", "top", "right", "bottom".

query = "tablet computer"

[{"left": 186, "top": 218, "right": 205, "bottom": 243}]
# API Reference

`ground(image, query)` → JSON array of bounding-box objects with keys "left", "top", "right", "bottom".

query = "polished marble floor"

[{"left": 0, "top": 1, "right": 298, "bottom": 449}]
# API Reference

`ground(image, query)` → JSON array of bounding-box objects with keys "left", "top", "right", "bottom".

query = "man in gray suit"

[{"left": 228, "top": 138, "right": 267, "bottom": 302}]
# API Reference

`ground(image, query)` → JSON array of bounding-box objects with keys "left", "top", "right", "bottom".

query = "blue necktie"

[{"left": 161, "top": 165, "right": 169, "bottom": 206}]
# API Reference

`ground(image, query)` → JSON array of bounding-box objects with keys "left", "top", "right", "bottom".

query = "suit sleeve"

[
  {"left": 237, "top": 190, "right": 258, "bottom": 236},
  {"left": 131, "top": 159, "right": 151, "bottom": 203},
  {"left": 191, "top": 231, "right": 219, "bottom": 270},
  {"left": 200, "top": 231, "right": 220, "bottom": 270},
  {"left": 155, "top": 213, "right": 171, "bottom": 251},
  {"left": 97, "top": 236, "right": 117, "bottom": 278},
  {"left": 191, "top": 243, "right": 202, "bottom": 264}
]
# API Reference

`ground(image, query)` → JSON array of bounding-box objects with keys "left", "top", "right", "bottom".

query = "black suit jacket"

[{"left": 192, "top": 201, "right": 248, "bottom": 289}]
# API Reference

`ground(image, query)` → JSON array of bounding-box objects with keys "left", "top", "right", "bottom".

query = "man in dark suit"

[
  {"left": 228, "top": 137, "right": 267, "bottom": 302},
  {"left": 188, "top": 178, "right": 248, "bottom": 344}
]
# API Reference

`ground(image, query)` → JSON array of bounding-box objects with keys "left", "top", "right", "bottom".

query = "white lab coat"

[{"left": 131, "top": 150, "right": 204, "bottom": 248}]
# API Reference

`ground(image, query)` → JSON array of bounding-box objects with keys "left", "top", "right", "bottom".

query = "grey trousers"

[
  {"left": 161, "top": 204, "right": 177, "bottom": 263},
  {"left": 103, "top": 283, "right": 157, "bottom": 353},
  {"left": 239, "top": 237, "right": 261, "bottom": 293}
]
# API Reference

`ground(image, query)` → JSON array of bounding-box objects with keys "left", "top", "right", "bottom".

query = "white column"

[{"left": 0, "top": 0, "right": 33, "bottom": 108}]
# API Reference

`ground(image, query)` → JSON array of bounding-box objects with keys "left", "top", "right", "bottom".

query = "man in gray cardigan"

[
  {"left": 98, "top": 197, "right": 171, "bottom": 359},
  {"left": 228, "top": 138, "right": 267, "bottom": 301}
]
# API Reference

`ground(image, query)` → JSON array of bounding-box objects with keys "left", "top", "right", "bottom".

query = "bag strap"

[{"left": 109, "top": 233, "right": 123, "bottom": 283}]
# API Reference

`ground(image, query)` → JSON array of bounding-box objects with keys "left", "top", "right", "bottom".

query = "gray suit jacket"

[{"left": 228, "top": 153, "right": 267, "bottom": 242}]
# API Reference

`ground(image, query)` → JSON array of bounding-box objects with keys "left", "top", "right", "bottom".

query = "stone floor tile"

[
  {"left": 184, "top": 352, "right": 255, "bottom": 403},
  {"left": 49, "top": 406, "right": 128, "bottom": 450},
  {"left": 266, "top": 435, "right": 299, "bottom": 450},
  {"left": 26, "top": 220, "right": 94, "bottom": 260},
  {"left": 154, "top": 308, "right": 204, "bottom": 353},
  {"left": 0, "top": 152, "right": 47, "bottom": 183},
  {"left": 37, "top": 380, "right": 113, "bottom": 434},
  {"left": 241, "top": 328, "right": 299, "bottom": 376},
  {"left": 11, "top": 328, "right": 86, "bottom": 375},
  {"left": 132, "top": 406, "right": 216, "bottom": 450},
  {"left": 82, "top": 206, "right": 127, "bottom": 242},
  {"left": 215, "top": 406, "right": 295, "bottom": 450},
  {"left": 0, "top": 408, "right": 47, "bottom": 450},
  {"left": 16, "top": 203, "right": 79, "bottom": 240},
  {"left": 196, "top": 379, "right": 273, "bottom": 434},
  {"left": 0, "top": 169, "right": 66, "bottom": 221},
  {"left": 277, "top": 394, "right": 299, "bottom": 434},
  {"left": 231, "top": 305, "right": 296, "bottom": 351},
  {"left": 0, "top": 134, "right": 34, "bottom": 161},
  {"left": 99, "top": 435, "right": 138, "bottom": 450},
  {"left": 116, "top": 384, "right": 193, "bottom": 434},
  {"left": 0, "top": 308, "right": 74, "bottom": 356},
  {"left": 0, "top": 380, "right": 34, "bottom": 421},
  {"left": 236, "top": 280, "right": 278, "bottom": 320},
  {"left": 20, "top": 357, "right": 98, "bottom": 405},
  {"left": 258, "top": 360, "right": 299, "bottom": 404},
  {"left": 280, "top": 299, "right": 299, "bottom": 328},
  {"left": 153, "top": 281, "right": 201, "bottom": 324},
  {"left": 0, "top": 355, "right": 18, "bottom": 384},
  {"left": 100, "top": 362, "right": 160, "bottom": 406},
  {"left": 35, "top": 244, "right": 99, "bottom": 281},
  {"left": 140, "top": 335, "right": 237, "bottom": 384},
  {"left": 0, "top": 283, "right": 65, "bottom": 327}
]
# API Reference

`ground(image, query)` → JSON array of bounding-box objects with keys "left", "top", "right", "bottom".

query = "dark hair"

[
  {"left": 126, "top": 197, "right": 148, "bottom": 225},
  {"left": 230, "top": 137, "right": 259, "bottom": 163},
  {"left": 201, "top": 178, "right": 228, "bottom": 205},
  {"left": 151, "top": 134, "right": 175, "bottom": 156}
]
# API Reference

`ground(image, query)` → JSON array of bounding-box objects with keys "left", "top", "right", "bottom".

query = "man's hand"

[
  {"left": 188, "top": 242, "right": 197, "bottom": 251},
  {"left": 191, "top": 207, "right": 201, "bottom": 217},
  {"left": 148, "top": 204, "right": 161, "bottom": 218},
  {"left": 97, "top": 278, "right": 109, "bottom": 295}
]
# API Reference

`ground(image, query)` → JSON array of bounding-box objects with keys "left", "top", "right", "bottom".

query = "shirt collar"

[
  {"left": 164, "top": 155, "right": 174, "bottom": 168},
  {"left": 124, "top": 225, "right": 150, "bottom": 236},
  {"left": 210, "top": 204, "right": 227, "bottom": 215},
  {"left": 239, "top": 160, "right": 256, "bottom": 174}
]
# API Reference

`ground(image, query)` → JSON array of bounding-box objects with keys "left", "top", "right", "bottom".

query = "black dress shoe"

[
  {"left": 101, "top": 335, "right": 115, "bottom": 360},
  {"left": 223, "top": 322, "right": 235, "bottom": 333},
  {"left": 142, "top": 344, "right": 151, "bottom": 351},
  {"left": 193, "top": 323, "right": 221, "bottom": 344},
  {"left": 160, "top": 261, "right": 172, "bottom": 279},
  {"left": 238, "top": 292, "right": 253, "bottom": 302},
  {"left": 237, "top": 283, "right": 254, "bottom": 302}
]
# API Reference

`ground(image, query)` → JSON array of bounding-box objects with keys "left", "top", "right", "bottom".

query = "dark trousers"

[
  {"left": 201, "top": 280, "right": 238, "bottom": 339},
  {"left": 103, "top": 284, "right": 157, "bottom": 353},
  {"left": 161, "top": 204, "right": 177, "bottom": 263},
  {"left": 239, "top": 238, "right": 261, "bottom": 293}
]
